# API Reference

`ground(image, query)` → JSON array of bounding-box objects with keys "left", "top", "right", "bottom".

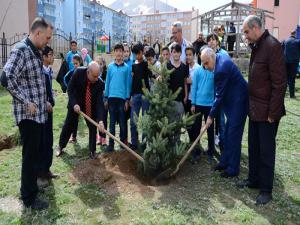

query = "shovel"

[
  {"left": 79, "top": 111, "right": 144, "bottom": 163},
  {"left": 155, "top": 125, "right": 208, "bottom": 180}
]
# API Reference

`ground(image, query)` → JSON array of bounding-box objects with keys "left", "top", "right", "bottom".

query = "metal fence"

[{"left": 0, "top": 29, "right": 112, "bottom": 69}]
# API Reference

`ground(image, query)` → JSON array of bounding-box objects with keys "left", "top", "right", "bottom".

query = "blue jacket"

[
  {"left": 104, "top": 61, "right": 131, "bottom": 100},
  {"left": 282, "top": 36, "right": 300, "bottom": 63},
  {"left": 191, "top": 65, "right": 215, "bottom": 106},
  {"left": 209, "top": 54, "right": 248, "bottom": 124},
  {"left": 66, "top": 50, "right": 81, "bottom": 71}
]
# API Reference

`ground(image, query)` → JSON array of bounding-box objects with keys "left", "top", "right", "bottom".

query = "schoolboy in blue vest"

[
  {"left": 38, "top": 46, "right": 57, "bottom": 180},
  {"left": 104, "top": 44, "right": 131, "bottom": 152}
]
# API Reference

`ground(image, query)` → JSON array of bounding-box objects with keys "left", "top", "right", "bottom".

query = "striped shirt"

[{"left": 4, "top": 37, "right": 47, "bottom": 125}]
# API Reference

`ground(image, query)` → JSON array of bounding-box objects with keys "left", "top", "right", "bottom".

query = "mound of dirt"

[
  {"left": 70, "top": 151, "right": 158, "bottom": 196},
  {"left": 0, "top": 135, "right": 15, "bottom": 151}
]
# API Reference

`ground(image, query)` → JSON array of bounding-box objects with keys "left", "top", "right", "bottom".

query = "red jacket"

[{"left": 248, "top": 30, "right": 287, "bottom": 121}]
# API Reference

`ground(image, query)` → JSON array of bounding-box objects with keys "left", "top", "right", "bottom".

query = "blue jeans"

[
  {"left": 108, "top": 97, "right": 126, "bottom": 147},
  {"left": 130, "top": 94, "right": 149, "bottom": 146}
]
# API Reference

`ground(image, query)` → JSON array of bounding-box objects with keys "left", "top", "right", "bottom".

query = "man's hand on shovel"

[{"left": 206, "top": 116, "right": 213, "bottom": 128}]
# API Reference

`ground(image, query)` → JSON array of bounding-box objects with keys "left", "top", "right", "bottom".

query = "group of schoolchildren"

[{"left": 43, "top": 33, "right": 229, "bottom": 168}]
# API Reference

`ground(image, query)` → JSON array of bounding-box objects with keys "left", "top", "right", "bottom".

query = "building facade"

[
  {"left": 130, "top": 9, "right": 195, "bottom": 45},
  {"left": 0, "top": 0, "right": 130, "bottom": 45},
  {"left": 252, "top": 0, "right": 300, "bottom": 41}
]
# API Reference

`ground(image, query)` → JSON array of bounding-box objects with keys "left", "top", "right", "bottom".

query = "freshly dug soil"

[
  {"left": 70, "top": 151, "right": 163, "bottom": 196},
  {"left": 0, "top": 135, "right": 15, "bottom": 151}
]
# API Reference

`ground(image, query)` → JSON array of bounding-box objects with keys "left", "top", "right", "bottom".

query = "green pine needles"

[{"left": 137, "top": 61, "right": 197, "bottom": 177}]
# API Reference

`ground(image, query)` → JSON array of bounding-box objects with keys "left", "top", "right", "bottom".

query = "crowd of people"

[{"left": 1, "top": 14, "right": 298, "bottom": 211}]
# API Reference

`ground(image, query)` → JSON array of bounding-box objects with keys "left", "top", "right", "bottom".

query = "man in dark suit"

[
  {"left": 56, "top": 61, "right": 105, "bottom": 159},
  {"left": 202, "top": 48, "right": 248, "bottom": 179}
]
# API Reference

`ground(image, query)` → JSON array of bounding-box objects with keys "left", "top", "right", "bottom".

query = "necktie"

[{"left": 85, "top": 80, "right": 92, "bottom": 117}]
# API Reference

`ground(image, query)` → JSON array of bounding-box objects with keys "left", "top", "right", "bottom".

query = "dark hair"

[
  {"left": 230, "top": 22, "right": 234, "bottom": 26},
  {"left": 70, "top": 40, "right": 77, "bottom": 45},
  {"left": 131, "top": 43, "right": 144, "bottom": 54},
  {"left": 162, "top": 46, "right": 170, "bottom": 52},
  {"left": 30, "top": 17, "right": 53, "bottom": 32},
  {"left": 42, "top": 45, "right": 53, "bottom": 56},
  {"left": 145, "top": 47, "right": 155, "bottom": 58},
  {"left": 114, "top": 43, "right": 124, "bottom": 51},
  {"left": 72, "top": 54, "right": 81, "bottom": 63},
  {"left": 207, "top": 33, "right": 220, "bottom": 45},
  {"left": 171, "top": 43, "right": 182, "bottom": 53},
  {"left": 185, "top": 46, "right": 195, "bottom": 55}
]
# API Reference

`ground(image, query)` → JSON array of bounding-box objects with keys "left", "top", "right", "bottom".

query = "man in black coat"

[
  {"left": 193, "top": 32, "right": 206, "bottom": 64},
  {"left": 282, "top": 30, "right": 300, "bottom": 98},
  {"left": 56, "top": 61, "right": 105, "bottom": 159}
]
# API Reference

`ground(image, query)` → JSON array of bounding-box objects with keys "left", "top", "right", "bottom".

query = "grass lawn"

[{"left": 0, "top": 79, "right": 299, "bottom": 225}]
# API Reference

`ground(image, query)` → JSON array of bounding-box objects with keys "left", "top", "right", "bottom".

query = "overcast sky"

[{"left": 101, "top": 0, "right": 252, "bottom": 13}]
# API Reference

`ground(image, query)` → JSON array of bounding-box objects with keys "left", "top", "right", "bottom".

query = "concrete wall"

[
  {"left": 257, "top": 0, "right": 300, "bottom": 41},
  {"left": 0, "top": 0, "right": 30, "bottom": 38}
]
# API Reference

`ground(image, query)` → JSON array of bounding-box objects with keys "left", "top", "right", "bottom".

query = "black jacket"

[{"left": 67, "top": 67, "right": 104, "bottom": 122}]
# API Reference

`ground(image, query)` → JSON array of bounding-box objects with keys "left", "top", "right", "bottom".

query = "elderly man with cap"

[
  {"left": 202, "top": 48, "right": 248, "bottom": 179},
  {"left": 56, "top": 61, "right": 105, "bottom": 159}
]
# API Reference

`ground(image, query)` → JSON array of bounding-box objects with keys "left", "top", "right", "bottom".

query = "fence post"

[
  {"left": 69, "top": 32, "right": 72, "bottom": 50},
  {"left": 91, "top": 33, "right": 95, "bottom": 59},
  {"left": 109, "top": 32, "right": 111, "bottom": 53},
  {"left": 2, "top": 32, "right": 7, "bottom": 67}
]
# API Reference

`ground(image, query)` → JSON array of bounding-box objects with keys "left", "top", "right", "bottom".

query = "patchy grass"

[{"left": 0, "top": 80, "right": 299, "bottom": 225}]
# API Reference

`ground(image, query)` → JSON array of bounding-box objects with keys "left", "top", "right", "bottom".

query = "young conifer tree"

[{"left": 138, "top": 61, "right": 196, "bottom": 177}]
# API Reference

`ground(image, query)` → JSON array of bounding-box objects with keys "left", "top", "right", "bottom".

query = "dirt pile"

[
  {"left": 0, "top": 135, "right": 15, "bottom": 151},
  {"left": 70, "top": 151, "right": 157, "bottom": 196}
]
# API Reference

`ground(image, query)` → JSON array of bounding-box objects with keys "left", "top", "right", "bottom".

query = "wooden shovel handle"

[
  {"left": 79, "top": 111, "right": 145, "bottom": 163},
  {"left": 171, "top": 125, "right": 208, "bottom": 176}
]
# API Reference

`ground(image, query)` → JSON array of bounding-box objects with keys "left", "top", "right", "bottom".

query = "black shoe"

[
  {"left": 103, "top": 145, "right": 114, "bottom": 153},
  {"left": 207, "top": 155, "right": 214, "bottom": 164},
  {"left": 190, "top": 155, "right": 201, "bottom": 165},
  {"left": 46, "top": 171, "right": 59, "bottom": 179},
  {"left": 214, "top": 165, "right": 226, "bottom": 172},
  {"left": 255, "top": 192, "right": 273, "bottom": 205},
  {"left": 129, "top": 144, "right": 137, "bottom": 151},
  {"left": 220, "top": 171, "right": 237, "bottom": 178},
  {"left": 27, "top": 198, "right": 49, "bottom": 210},
  {"left": 89, "top": 151, "right": 97, "bottom": 159},
  {"left": 236, "top": 179, "right": 259, "bottom": 189}
]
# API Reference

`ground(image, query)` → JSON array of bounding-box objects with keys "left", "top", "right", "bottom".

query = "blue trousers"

[
  {"left": 218, "top": 103, "right": 247, "bottom": 176},
  {"left": 108, "top": 97, "right": 126, "bottom": 147},
  {"left": 130, "top": 94, "right": 149, "bottom": 146}
]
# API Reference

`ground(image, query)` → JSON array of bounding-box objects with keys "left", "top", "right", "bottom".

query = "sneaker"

[
  {"left": 56, "top": 146, "right": 64, "bottom": 157},
  {"left": 207, "top": 155, "right": 214, "bottom": 164},
  {"left": 26, "top": 198, "right": 49, "bottom": 211},
  {"left": 214, "top": 135, "right": 220, "bottom": 145},
  {"left": 69, "top": 136, "right": 77, "bottom": 143}
]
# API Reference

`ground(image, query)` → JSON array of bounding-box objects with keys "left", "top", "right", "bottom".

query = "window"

[{"left": 274, "top": 0, "right": 279, "bottom": 6}]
